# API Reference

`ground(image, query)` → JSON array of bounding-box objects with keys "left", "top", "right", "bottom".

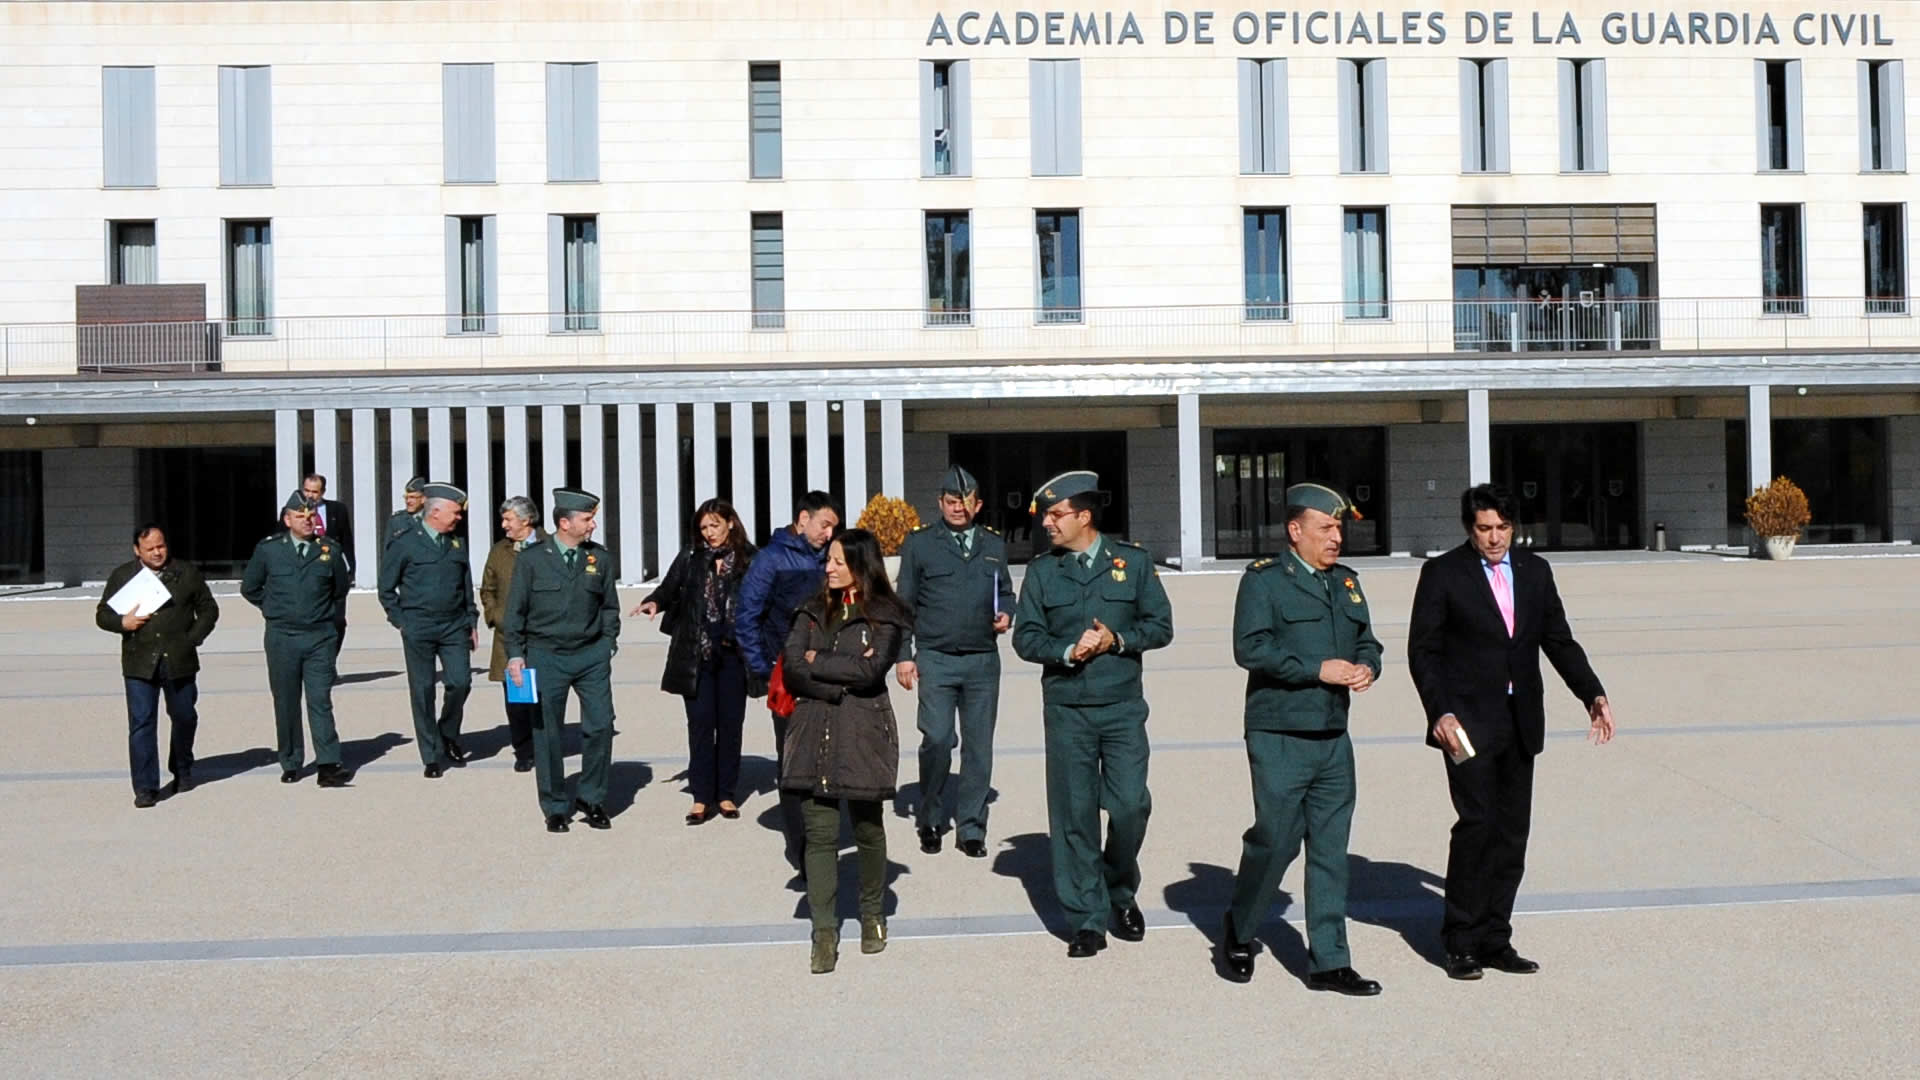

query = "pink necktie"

[{"left": 1491, "top": 561, "right": 1515, "bottom": 636}]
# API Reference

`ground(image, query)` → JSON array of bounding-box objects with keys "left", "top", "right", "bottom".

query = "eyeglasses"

[{"left": 1041, "top": 508, "right": 1085, "bottom": 523}]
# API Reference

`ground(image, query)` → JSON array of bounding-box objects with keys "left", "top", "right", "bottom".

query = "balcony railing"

[{"left": 0, "top": 297, "right": 1915, "bottom": 377}]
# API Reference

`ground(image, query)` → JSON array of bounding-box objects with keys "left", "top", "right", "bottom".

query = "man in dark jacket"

[
  {"left": 735, "top": 489, "right": 839, "bottom": 871},
  {"left": 95, "top": 524, "right": 220, "bottom": 807},
  {"left": 300, "top": 473, "right": 354, "bottom": 664}
]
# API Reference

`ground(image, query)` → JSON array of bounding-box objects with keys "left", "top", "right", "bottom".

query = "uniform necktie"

[
  {"left": 1078, "top": 552, "right": 1092, "bottom": 571},
  {"left": 956, "top": 529, "right": 972, "bottom": 556},
  {"left": 294, "top": 539, "right": 309, "bottom": 558},
  {"left": 564, "top": 547, "right": 577, "bottom": 569},
  {"left": 1490, "top": 560, "right": 1515, "bottom": 636}
]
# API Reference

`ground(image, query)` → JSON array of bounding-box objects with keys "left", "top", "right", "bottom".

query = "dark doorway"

[
  {"left": 1726, "top": 418, "right": 1889, "bottom": 543},
  {"left": 1211, "top": 428, "right": 1388, "bottom": 558},
  {"left": 138, "top": 446, "right": 276, "bottom": 576},
  {"left": 1492, "top": 423, "right": 1639, "bottom": 549},
  {"left": 0, "top": 451, "right": 44, "bottom": 584},
  {"left": 948, "top": 431, "right": 1128, "bottom": 563}
]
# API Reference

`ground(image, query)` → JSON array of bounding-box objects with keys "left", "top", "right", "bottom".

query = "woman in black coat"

[
  {"left": 780, "top": 527, "right": 912, "bottom": 974},
  {"left": 636, "top": 498, "right": 757, "bottom": 825}
]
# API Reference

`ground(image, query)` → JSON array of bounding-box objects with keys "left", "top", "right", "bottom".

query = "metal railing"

[{"left": 2, "top": 296, "right": 1916, "bottom": 377}]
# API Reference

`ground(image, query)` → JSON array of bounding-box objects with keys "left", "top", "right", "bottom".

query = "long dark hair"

[
  {"left": 692, "top": 498, "right": 751, "bottom": 559},
  {"left": 815, "top": 527, "right": 909, "bottom": 625}
]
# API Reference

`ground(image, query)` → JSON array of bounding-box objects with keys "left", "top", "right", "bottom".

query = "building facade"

[{"left": 2, "top": 0, "right": 1917, "bottom": 585}]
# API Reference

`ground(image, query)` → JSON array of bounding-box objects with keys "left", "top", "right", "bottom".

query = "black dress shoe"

[
  {"left": 1308, "top": 967, "right": 1383, "bottom": 996},
  {"left": 513, "top": 757, "right": 535, "bottom": 773},
  {"left": 316, "top": 764, "right": 352, "bottom": 788},
  {"left": 1446, "top": 953, "right": 1484, "bottom": 980},
  {"left": 1111, "top": 903, "right": 1146, "bottom": 942},
  {"left": 545, "top": 814, "right": 570, "bottom": 833},
  {"left": 1220, "top": 914, "right": 1255, "bottom": 983},
  {"left": 444, "top": 739, "right": 468, "bottom": 766},
  {"left": 423, "top": 763, "right": 445, "bottom": 779},
  {"left": 1484, "top": 946, "right": 1540, "bottom": 974},
  {"left": 957, "top": 837, "right": 988, "bottom": 859},
  {"left": 918, "top": 827, "right": 943, "bottom": 854},
  {"left": 280, "top": 770, "right": 301, "bottom": 784},
  {"left": 577, "top": 802, "right": 612, "bottom": 830},
  {"left": 1067, "top": 930, "right": 1107, "bottom": 958},
  {"left": 133, "top": 789, "right": 158, "bottom": 809}
]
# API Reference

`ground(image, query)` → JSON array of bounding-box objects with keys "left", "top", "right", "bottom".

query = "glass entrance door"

[
  {"left": 1492, "top": 423, "right": 1639, "bottom": 549},
  {"left": 1212, "top": 427, "right": 1387, "bottom": 558}
]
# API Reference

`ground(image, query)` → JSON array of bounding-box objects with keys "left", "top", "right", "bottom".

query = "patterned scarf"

[{"left": 697, "top": 544, "right": 738, "bottom": 662}]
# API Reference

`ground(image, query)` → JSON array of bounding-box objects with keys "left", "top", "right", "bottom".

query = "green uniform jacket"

[
  {"left": 94, "top": 559, "right": 221, "bottom": 678},
  {"left": 502, "top": 538, "right": 622, "bottom": 658},
  {"left": 895, "top": 523, "right": 1017, "bottom": 659},
  {"left": 240, "top": 533, "right": 352, "bottom": 627},
  {"left": 479, "top": 533, "right": 538, "bottom": 681},
  {"left": 383, "top": 509, "right": 419, "bottom": 548},
  {"left": 1012, "top": 538, "right": 1174, "bottom": 705},
  {"left": 379, "top": 525, "right": 478, "bottom": 637},
  {"left": 1233, "top": 555, "right": 1383, "bottom": 733}
]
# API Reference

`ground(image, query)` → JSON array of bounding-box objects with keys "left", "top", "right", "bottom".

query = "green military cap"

[
  {"left": 422, "top": 482, "right": 467, "bottom": 507},
  {"left": 940, "top": 464, "right": 980, "bottom": 498},
  {"left": 281, "top": 491, "right": 314, "bottom": 514},
  {"left": 1029, "top": 470, "right": 1106, "bottom": 514},
  {"left": 1285, "top": 482, "right": 1363, "bottom": 520},
  {"left": 552, "top": 487, "right": 600, "bottom": 513},
  {"left": 404, "top": 476, "right": 427, "bottom": 494}
]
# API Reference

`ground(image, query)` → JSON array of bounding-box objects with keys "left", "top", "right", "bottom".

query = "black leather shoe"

[
  {"left": 170, "top": 772, "right": 194, "bottom": 794},
  {"left": 1111, "top": 904, "right": 1147, "bottom": 942},
  {"left": 918, "top": 827, "right": 943, "bottom": 854},
  {"left": 577, "top": 802, "right": 612, "bottom": 830},
  {"left": 1308, "top": 966, "right": 1383, "bottom": 996},
  {"left": 316, "top": 764, "right": 352, "bottom": 788},
  {"left": 1067, "top": 930, "right": 1107, "bottom": 958},
  {"left": 1220, "top": 915, "right": 1255, "bottom": 983},
  {"left": 1484, "top": 946, "right": 1540, "bottom": 974},
  {"left": 513, "top": 757, "right": 535, "bottom": 773},
  {"left": 444, "top": 739, "right": 468, "bottom": 766},
  {"left": 423, "top": 763, "right": 445, "bottom": 779},
  {"left": 1446, "top": 953, "right": 1484, "bottom": 980},
  {"left": 718, "top": 804, "right": 741, "bottom": 819},
  {"left": 545, "top": 814, "right": 570, "bottom": 833},
  {"left": 957, "top": 837, "right": 988, "bottom": 859},
  {"left": 133, "top": 789, "right": 158, "bottom": 809},
  {"left": 280, "top": 770, "right": 301, "bottom": 784}
]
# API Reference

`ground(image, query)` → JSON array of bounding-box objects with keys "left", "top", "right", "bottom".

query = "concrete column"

[
  {"left": 1177, "top": 393, "right": 1202, "bottom": 569},
  {"left": 274, "top": 409, "right": 300, "bottom": 512},
  {"left": 541, "top": 405, "right": 568, "bottom": 516},
  {"left": 843, "top": 399, "right": 868, "bottom": 515},
  {"left": 388, "top": 407, "right": 414, "bottom": 508},
  {"left": 580, "top": 404, "right": 605, "bottom": 510},
  {"left": 655, "top": 402, "right": 682, "bottom": 568},
  {"left": 1747, "top": 385, "right": 1772, "bottom": 496},
  {"left": 312, "top": 408, "right": 339, "bottom": 492},
  {"left": 464, "top": 406, "right": 492, "bottom": 580},
  {"left": 616, "top": 403, "right": 645, "bottom": 582},
  {"left": 427, "top": 407, "right": 453, "bottom": 481},
  {"left": 1467, "top": 389, "right": 1491, "bottom": 484},
  {"left": 692, "top": 402, "right": 718, "bottom": 504},
  {"left": 730, "top": 401, "right": 758, "bottom": 542},
  {"left": 351, "top": 408, "right": 378, "bottom": 586},
  {"left": 804, "top": 400, "right": 831, "bottom": 494},
  {"left": 880, "top": 399, "right": 905, "bottom": 498},
  {"left": 503, "top": 405, "right": 530, "bottom": 502},
  {"left": 767, "top": 401, "right": 793, "bottom": 530}
]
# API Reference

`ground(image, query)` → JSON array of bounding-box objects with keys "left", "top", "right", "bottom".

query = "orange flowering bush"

[
  {"left": 1744, "top": 476, "right": 1811, "bottom": 539},
  {"left": 856, "top": 494, "right": 922, "bottom": 556}
]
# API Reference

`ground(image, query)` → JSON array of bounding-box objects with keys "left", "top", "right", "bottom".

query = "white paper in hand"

[
  {"left": 106, "top": 567, "right": 173, "bottom": 618},
  {"left": 1449, "top": 725, "right": 1477, "bottom": 765}
]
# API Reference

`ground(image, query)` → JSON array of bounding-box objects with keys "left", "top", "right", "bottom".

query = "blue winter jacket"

[{"left": 736, "top": 526, "right": 828, "bottom": 677}]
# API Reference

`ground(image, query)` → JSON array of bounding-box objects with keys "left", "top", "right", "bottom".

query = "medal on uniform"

[
  {"left": 452, "top": 538, "right": 461, "bottom": 550},
  {"left": 1111, "top": 557, "right": 1127, "bottom": 583},
  {"left": 585, "top": 553, "right": 598, "bottom": 575}
]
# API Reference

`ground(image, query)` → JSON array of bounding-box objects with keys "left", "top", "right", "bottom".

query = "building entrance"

[
  {"left": 1211, "top": 427, "right": 1387, "bottom": 558},
  {"left": 1492, "top": 423, "right": 1639, "bottom": 549},
  {"left": 948, "top": 432, "right": 1128, "bottom": 563}
]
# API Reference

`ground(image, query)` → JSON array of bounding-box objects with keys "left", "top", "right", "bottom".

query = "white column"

[
  {"left": 767, "top": 402, "right": 793, "bottom": 531},
  {"left": 541, "top": 405, "right": 568, "bottom": 517},
  {"left": 654, "top": 402, "right": 682, "bottom": 569},
  {"left": 1747, "top": 385, "right": 1772, "bottom": 496},
  {"left": 1177, "top": 393, "right": 1202, "bottom": 569},
  {"left": 842, "top": 399, "right": 868, "bottom": 515},
  {"left": 730, "top": 401, "right": 758, "bottom": 542},
  {"left": 692, "top": 402, "right": 718, "bottom": 504},
  {"left": 388, "top": 407, "right": 414, "bottom": 506},
  {"left": 464, "top": 406, "right": 492, "bottom": 582},
  {"left": 880, "top": 399, "right": 905, "bottom": 498},
  {"left": 580, "top": 404, "right": 606, "bottom": 507},
  {"left": 427, "top": 406, "right": 453, "bottom": 480},
  {"left": 1467, "top": 389, "right": 1491, "bottom": 485},
  {"left": 274, "top": 409, "right": 300, "bottom": 511},
  {"left": 503, "top": 405, "right": 530, "bottom": 502},
  {"left": 804, "top": 399, "right": 831, "bottom": 494},
  {"left": 351, "top": 408, "right": 378, "bottom": 587},
  {"left": 617, "top": 403, "right": 645, "bottom": 582},
  {"left": 312, "top": 408, "right": 339, "bottom": 491}
]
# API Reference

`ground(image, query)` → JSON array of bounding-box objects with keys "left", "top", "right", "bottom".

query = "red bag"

[{"left": 768, "top": 654, "right": 798, "bottom": 719}]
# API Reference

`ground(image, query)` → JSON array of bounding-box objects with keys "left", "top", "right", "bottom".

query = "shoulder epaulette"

[
  {"left": 912, "top": 524, "right": 926, "bottom": 532},
  {"left": 1249, "top": 557, "right": 1276, "bottom": 571},
  {"left": 983, "top": 525, "right": 1000, "bottom": 535}
]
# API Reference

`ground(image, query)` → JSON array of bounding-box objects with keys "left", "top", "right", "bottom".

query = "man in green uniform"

[
  {"left": 1219, "top": 483, "right": 1383, "bottom": 996},
  {"left": 379, "top": 482, "right": 478, "bottom": 778},
  {"left": 1012, "top": 470, "right": 1174, "bottom": 959},
  {"left": 504, "top": 488, "right": 622, "bottom": 833},
  {"left": 385, "top": 476, "right": 426, "bottom": 549},
  {"left": 241, "top": 493, "right": 354, "bottom": 787},
  {"left": 896, "top": 464, "right": 1016, "bottom": 858}
]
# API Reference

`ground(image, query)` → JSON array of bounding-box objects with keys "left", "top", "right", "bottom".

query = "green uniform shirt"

[
  {"left": 240, "top": 533, "right": 351, "bottom": 627},
  {"left": 1232, "top": 552, "right": 1383, "bottom": 733},
  {"left": 1012, "top": 536, "right": 1174, "bottom": 706},
  {"left": 378, "top": 523, "right": 478, "bottom": 637},
  {"left": 895, "top": 522, "right": 1017, "bottom": 658},
  {"left": 383, "top": 509, "right": 421, "bottom": 548},
  {"left": 502, "top": 537, "right": 622, "bottom": 658}
]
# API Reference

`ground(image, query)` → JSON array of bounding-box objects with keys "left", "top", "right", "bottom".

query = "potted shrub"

[
  {"left": 855, "top": 493, "right": 922, "bottom": 580},
  {"left": 1744, "top": 476, "right": 1811, "bottom": 560}
]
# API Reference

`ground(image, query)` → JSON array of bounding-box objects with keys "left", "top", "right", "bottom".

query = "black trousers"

[
  {"left": 1441, "top": 701, "right": 1535, "bottom": 956},
  {"left": 684, "top": 649, "right": 747, "bottom": 805},
  {"left": 500, "top": 683, "right": 537, "bottom": 763}
]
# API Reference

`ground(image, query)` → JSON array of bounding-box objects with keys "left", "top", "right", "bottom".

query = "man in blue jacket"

[{"left": 736, "top": 490, "right": 840, "bottom": 872}]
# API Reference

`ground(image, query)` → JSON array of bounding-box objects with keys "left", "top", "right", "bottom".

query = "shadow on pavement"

[
  {"left": 183, "top": 746, "right": 278, "bottom": 785},
  {"left": 335, "top": 670, "right": 402, "bottom": 686},
  {"left": 1346, "top": 854, "right": 1449, "bottom": 970},
  {"left": 603, "top": 760, "right": 655, "bottom": 819},
  {"left": 340, "top": 732, "right": 409, "bottom": 771},
  {"left": 1163, "top": 860, "right": 1310, "bottom": 981},
  {"left": 989, "top": 832, "right": 1070, "bottom": 941}
]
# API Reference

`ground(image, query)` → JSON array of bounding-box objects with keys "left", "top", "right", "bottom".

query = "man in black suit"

[
  {"left": 1407, "top": 483, "right": 1615, "bottom": 981},
  {"left": 301, "top": 473, "right": 355, "bottom": 663}
]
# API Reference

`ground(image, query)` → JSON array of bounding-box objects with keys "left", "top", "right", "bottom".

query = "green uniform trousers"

[
  {"left": 1227, "top": 729, "right": 1356, "bottom": 973},
  {"left": 914, "top": 648, "right": 1001, "bottom": 843},
  {"left": 402, "top": 631, "right": 472, "bottom": 766},
  {"left": 1043, "top": 698, "right": 1152, "bottom": 935},
  {"left": 801, "top": 796, "right": 887, "bottom": 933},
  {"left": 527, "top": 644, "right": 614, "bottom": 818},
  {"left": 264, "top": 626, "right": 341, "bottom": 772}
]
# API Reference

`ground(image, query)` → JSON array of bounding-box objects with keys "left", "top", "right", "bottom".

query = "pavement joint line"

[{"left": 2, "top": 877, "right": 1913, "bottom": 969}]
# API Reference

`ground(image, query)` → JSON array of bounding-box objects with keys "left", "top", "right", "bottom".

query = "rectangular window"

[
  {"left": 102, "top": 66, "right": 156, "bottom": 188},
  {"left": 548, "top": 214, "right": 599, "bottom": 332},
  {"left": 1029, "top": 59, "right": 1082, "bottom": 177},
  {"left": 444, "top": 216, "right": 497, "bottom": 334},
  {"left": 752, "top": 212, "right": 785, "bottom": 329},
  {"left": 1337, "top": 59, "right": 1389, "bottom": 174},
  {"left": 1459, "top": 58, "right": 1510, "bottom": 173},
  {"left": 1342, "top": 207, "right": 1388, "bottom": 319},
  {"left": 1756, "top": 59, "right": 1804, "bottom": 172},
  {"left": 748, "top": 63, "right": 782, "bottom": 180},
  {"left": 442, "top": 63, "right": 496, "bottom": 184},
  {"left": 921, "top": 59, "right": 972, "bottom": 177},
  {"left": 1243, "top": 209, "right": 1289, "bottom": 321},
  {"left": 108, "top": 220, "right": 157, "bottom": 285},
  {"left": 1859, "top": 60, "right": 1908, "bottom": 173},
  {"left": 545, "top": 62, "right": 599, "bottom": 182},
  {"left": 217, "top": 65, "right": 272, "bottom": 186},
  {"left": 224, "top": 219, "right": 273, "bottom": 336},
  {"left": 1760, "top": 203, "right": 1806, "bottom": 315},
  {"left": 1237, "top": 58, "right": 1289, "bottom": 175},
  {"left": 925, "top": 211, "right": 971, "bottom": 326},
  {"left": 1864, "top": 203, "right": 1908, "bottom": 315},
  {"left": 1035, "top": 209, "right": 1083, "bottom": 324},
  {"left": 1557, "top": 59, "right": 1609, "bottom": 173}
]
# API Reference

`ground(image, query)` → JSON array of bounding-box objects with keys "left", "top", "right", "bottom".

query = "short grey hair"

[
  {"left": 500, "top": 495, "right": 540, "bottom": 527},
  {"left": 425, "top": 496, "right": 461, "bottom": 515}
]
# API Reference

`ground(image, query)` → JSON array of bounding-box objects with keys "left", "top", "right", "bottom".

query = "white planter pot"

[{"left": 1763, "top": 535, "right": 1797, "bottom": 561}]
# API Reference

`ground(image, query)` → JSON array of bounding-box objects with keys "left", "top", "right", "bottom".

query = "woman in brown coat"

[
  {"left": 780, "top": 527, "right": 912, "bottom": 974},
  {"left": 479, "top": 496, "right": 542, "bottom": 772}
]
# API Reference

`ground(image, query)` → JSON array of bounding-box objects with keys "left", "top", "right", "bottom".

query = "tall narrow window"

[
  {"left": 442, "top": 63, "right": 496, "bottom": 184},
  {"left": 1342, "top": 207, "right": 1388, "bottom": 319},
  {"left": 445, "top": 216, "right": 497, "bottom": 334},
  {"left": 545, "top": 62, "right": 599, "bottom": 182},
  {"left": 1864, "top": 203, "right": 1908, "bottom": 315},
  {"left": 1756, "top": 60, "right": 1804, "bottom": 172},
  {"left": 925, "top": 211, "right": 972, "bottom": 326},
  {"left": 548, "top": 215, "right": 599, "bottom": 332},
  {"left": 1760, "top": 203, "right": 1806, "bottom": 315},
  {"left": 108, "top": 220, "right": 157, "bottom": 285},
  {"left": 752, "top": 212, "right": 785, "bottom": 329},
  {"left": 102, "top": 66, "right": 157, "bottom": 188},
  {"left": 921, "top": 59, "right": 972, "bottom": 177},
  {"left": 1029, "top": 60, "right": 1082, "bottom": 177},
  {"left": 224, "top": 219, "right": 273, "bottom": 336},
  {"left": 1459, "top": 58, "right": 1510, "bottom": 173},
  {"left": 1337, "top": 59, "right": 1389, "bottom": 174},
  {"left": 1243, "top": 209, "right": 1289, "bottom": 321},
  {"left": 1558, "top": 59, "right": 1608, "bottom": 173},
  {"left": 1859, "top": 60, "right": 1908, "bottom": 173},
  {"left": 749, "top": 63, "right": 782, "bottom": 179},
  {"left": 1035, "top": 209, "right": 1083, "bottom": 324},
  {"left": 1238, "top": 59, "right": 1289, "bottom": 175},
  {"left": 217, "top": 66, "right": 272, "bottom": 186}
]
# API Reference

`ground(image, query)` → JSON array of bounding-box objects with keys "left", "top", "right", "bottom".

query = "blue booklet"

[{"left": 506, "top": 668, "right": 539, "bottom": 704}]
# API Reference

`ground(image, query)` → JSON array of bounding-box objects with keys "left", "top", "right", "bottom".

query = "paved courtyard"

[{"left": 2, "top": 553, "right": 1917, "bottom": 1078}]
